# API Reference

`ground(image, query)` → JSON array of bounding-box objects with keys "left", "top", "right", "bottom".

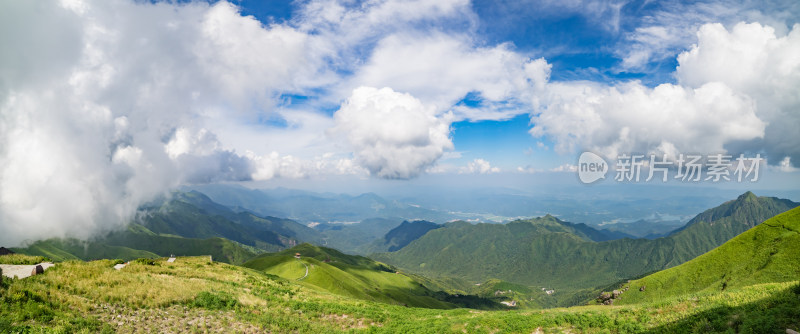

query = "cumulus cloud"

[
  {"left": 531, "top": 80, "right": 765, "bottom": 159},
  {"left": 330, "top": 87, "right": 453, "bottom": 179},
  {"left": 676, "top": 22, "right": 800, "bottom": 166},
  {"left": 345, "top": 33, "right": 548, "bottom": 120},
  {"left": 460, "top": 159, "right": 500, "bottom": 174},
  {"left": 616, "top": 0, "right": 800, "bottom": 73},
  {"left": 530, "top": 22, "right": 800, "bottom": 169}
]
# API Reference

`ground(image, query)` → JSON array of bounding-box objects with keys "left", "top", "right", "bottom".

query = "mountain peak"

[{"left": 737, "top": 191, "right": 757, "bottom": 201}]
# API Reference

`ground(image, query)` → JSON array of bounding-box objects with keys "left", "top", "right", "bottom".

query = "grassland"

[
  {"left": 241, "top": 244, "right": 483, "bottom": 309},
  {"left": 1, "top": 253, "right": 798, "bottom": 333},
  {"left": 614, "top": 206, "right": 800, "bottom": 305}
]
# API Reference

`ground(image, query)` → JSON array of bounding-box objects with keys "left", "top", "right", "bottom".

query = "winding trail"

[{"left": 297, "top": 259, "right": 309, "bottom": 281}]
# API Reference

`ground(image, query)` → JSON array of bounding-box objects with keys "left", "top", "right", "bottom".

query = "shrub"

[
  {"left": 132, "top": 258, "right": 156, "bottom": 266},
  {"left": 191, "top": 291, "right": 238, "bottom": 310}
]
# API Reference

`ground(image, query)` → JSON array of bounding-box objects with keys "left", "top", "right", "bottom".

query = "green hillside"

[
  {"left": 241, "top": 244, "right": 493, "bottom": 309},
  {"left": 141, "top": 191, "right": 322, "bottom": 251},
  {"left": 663, "top": 191, "right": 798, "bottom": 265},
  {"left": 318, "top": 218, "right": 404, "bottom": 254},
  {"left": 615, "top": 206, "right": 800, "bottom": 304},
  {"left": 13, "top": 224, "right": 258, "bottom": 265},
  {"left": 1, "top": 254, "right": 798, "bottom": 333},
  {"left": 374, "top": 192, "right": 797, "bottom": 306},
  {"left": 173, "top": 191, "right": 323, "bottom": 245},
  {"left": 360, "top": 220, "right": 442, "bottom": 253},
  {"left": 12, "top": 239, "right": 158, "bottom": 262}
]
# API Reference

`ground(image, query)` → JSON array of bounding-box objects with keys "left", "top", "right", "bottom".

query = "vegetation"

[
  {"left": 373, "top": 192, "right": 797, "bottom": 306},
  {"left": 0, "top": 254, "right": 52, "bottom": 265},
  {"left": 242, "top": 244, "right": 498, "bottom": 309},
  {"left": 0, "top": 255, "right": 798, "bottom": 332},
  {"left": 318, "top": 217, "right": 404, "bottom": 254},
  {"left": 13, "top": 239, "right": 158, "bottom": 262},
  {"left": 13, "top": 224, "right": 258, "bottom": 264},
  {"left": 380, "top": 220, "right": 441, "bottom": 252},
  {"left": 614, "top": 206, "right": 800, "bottom": 305}
]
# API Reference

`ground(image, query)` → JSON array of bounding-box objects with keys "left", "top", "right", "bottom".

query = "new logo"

[{"left": 578, "top": 152, "right": 607, "bottom": 184}]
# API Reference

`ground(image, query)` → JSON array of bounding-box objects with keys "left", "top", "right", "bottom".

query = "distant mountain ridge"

[
  {"left": 184, "top": 184, "right": 458, "bottom": 223},
  {"left": 373, "top": 192, "right": 798, "bottom": 306},
  {"left": 383, "top": 220, "right": 441, "bottom": 251}
]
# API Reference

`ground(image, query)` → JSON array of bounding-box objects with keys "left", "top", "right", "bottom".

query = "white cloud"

[
  {"left": 531, "top": 80, "right": 765, "bottom": 159},
  {"left": 0, "top": 0, "right": 322, "bottom": 245},
  {"left": 344, "top": 33, "right": 547, "bottom": 121},
  {"left": 676, "top": 22, "right": 800, "bottom": 164},
  {"left": 616, "top": 0, "right": 800, "bottom": 72},
  {"left": 778, "top": 157, "right": 798, "bottom": 172},
  {"left": 461, "top": 158, "right": 500, "bottom": 174},
  {"left": 550, "top": 163, "right": 578, "bottom": 172},
  {"left": 195, "top": 2, "right": 310, "bottom": 107},
  {"left": 330, "top": 86, "right": 453, "bottom": 179},
  {"left": 531, "top": 22, "right": 800, "bottom": 165}
]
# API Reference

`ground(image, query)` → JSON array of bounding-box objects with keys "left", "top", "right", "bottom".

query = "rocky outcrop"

[
  {"left": 598, "top": 287, "right": 629, "bottom": 305},
  {"left": 31, "top": 264, "right": 44, "bottom": 276}
]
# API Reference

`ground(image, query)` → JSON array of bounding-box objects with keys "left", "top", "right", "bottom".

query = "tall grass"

[
  {"left": 0, "top": 254, "right": 51, "bottom": 265},
  {"left": 1, "top": 256, "right": 797, "bottom": 333}
]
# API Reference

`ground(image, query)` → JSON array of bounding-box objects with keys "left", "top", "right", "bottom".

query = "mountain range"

[{"left": 372, "top": 192, "right": 798, "bottom": 306}]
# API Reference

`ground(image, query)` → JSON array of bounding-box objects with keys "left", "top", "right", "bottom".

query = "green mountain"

[
  {"left": 373, "top": 192, "right": 798, "bottom": 306},
  {"left": 316, "top": 217, "right": 405, "bottom": 254},
  {"left": 143, "top": 191, "right": 322, "bottom": 250},
  {"left": 13, "top": 223, "right": 258, "bottom": 264},
  {"left": 360, "top": 220, "right": 442, "bottom": 253},
  {"left": 663, "top": 191, "right": 798, "bottom": 264},
  {"left": 12, "top": 238, "right": 159, "bottom": 262},
  {"left": 241, "top": 243, "right": 497, "bottom": 309},
  {"left": 614, "top": 206, "right": 800, "bottom": 305}
]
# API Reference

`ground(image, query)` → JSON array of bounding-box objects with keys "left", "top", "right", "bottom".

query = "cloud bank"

[{"left": 0, "top": 1, "right": 317, "bottom": 245}]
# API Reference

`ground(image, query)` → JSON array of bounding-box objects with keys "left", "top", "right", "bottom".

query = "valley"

[{"left": 2, "top": 188, "right": 799, "bottom": 332}]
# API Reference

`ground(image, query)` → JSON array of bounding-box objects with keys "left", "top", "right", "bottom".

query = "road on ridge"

[{"left": 297, "top": 259, "right": 309, "bottom": 281}]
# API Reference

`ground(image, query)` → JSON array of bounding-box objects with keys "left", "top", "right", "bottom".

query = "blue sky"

[{"left": 1, "top": 0, "right": 799, "bottom": 243}]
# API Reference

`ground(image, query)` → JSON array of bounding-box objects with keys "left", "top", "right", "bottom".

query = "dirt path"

[
  {"left": 297, "top": 259, "right": 309, "bottom": 281},
  {"left": 0, "top": 262, "right": 55, "bottom": 279}
]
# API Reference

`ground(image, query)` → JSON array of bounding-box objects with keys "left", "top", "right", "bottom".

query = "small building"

[{"left": 294, "top": 253, "right": 301, "bottom": 259}]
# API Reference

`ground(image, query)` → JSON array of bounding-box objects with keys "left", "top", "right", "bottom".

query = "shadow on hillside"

[{"left": 644, "top": 283, "right": 800, "bottom": 333}]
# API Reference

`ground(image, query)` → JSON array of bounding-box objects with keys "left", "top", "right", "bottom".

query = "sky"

[{"left": 1, "top": 0, "right": 799, "bottom": 244}]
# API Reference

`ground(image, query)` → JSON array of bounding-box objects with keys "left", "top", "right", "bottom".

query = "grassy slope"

[
  {"left": 242, "top": 244, "right": 457, "bottom": 309},
  {"left": 1, "top": 255, "right": 798, "bottom": 333},
  {"left": 616, "top": 206, "right": 800, "bottom": 305},
  {"left": 663, "top": 191, "right": 798, "bottom": 266}
]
